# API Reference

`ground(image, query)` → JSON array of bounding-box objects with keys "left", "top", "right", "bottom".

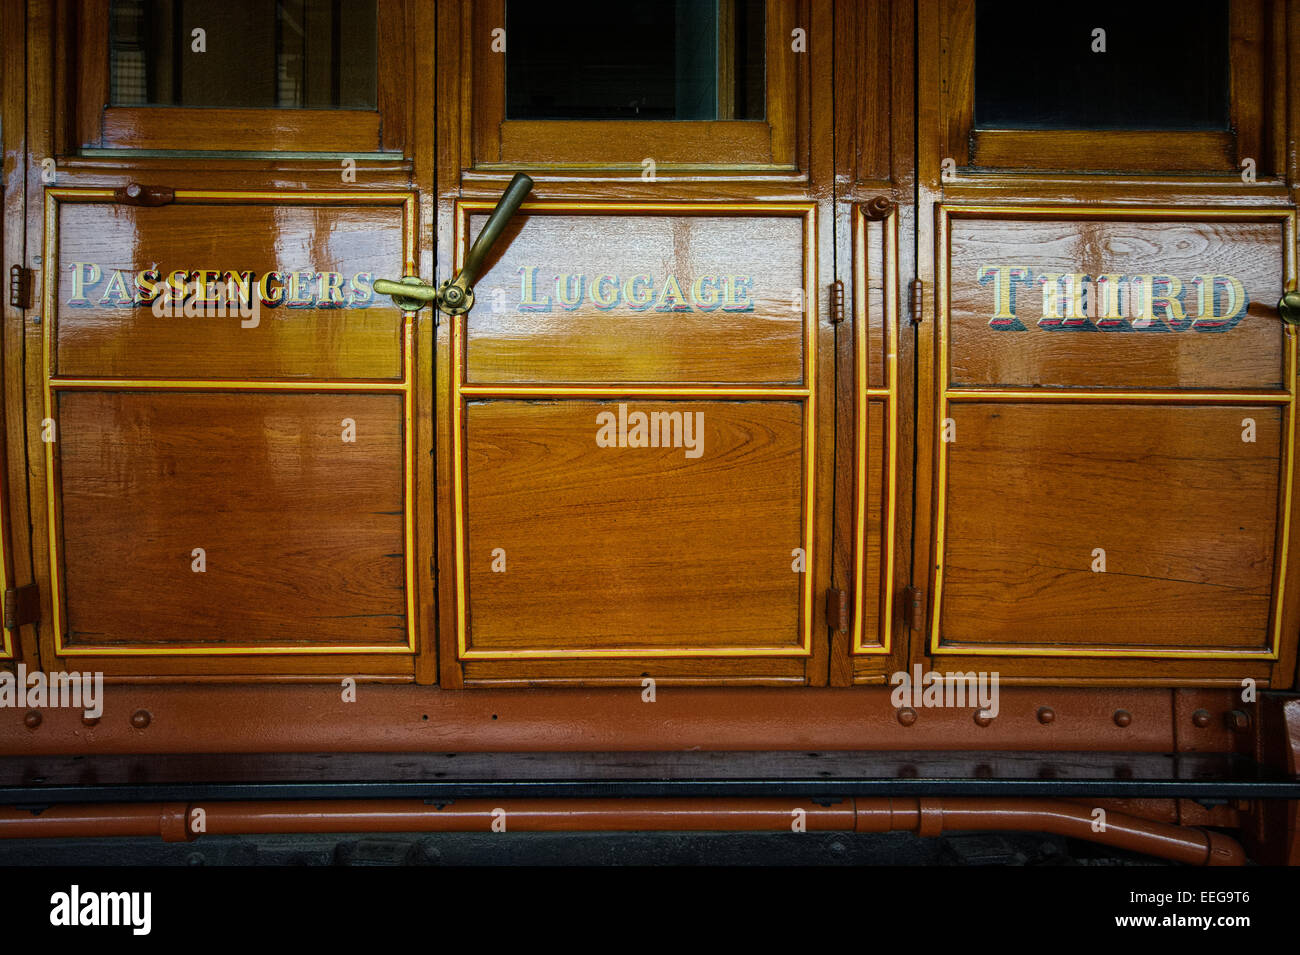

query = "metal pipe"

[
  {"left": 853, "top": 797, "right": 1245, "bottom": 865},
  {"left": 0, "top": 796, "right": 1246, "bottom": 864}
]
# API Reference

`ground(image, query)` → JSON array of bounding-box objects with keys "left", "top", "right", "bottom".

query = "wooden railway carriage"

[{"left": 1, "top": 0, "right": 1299, "bottom": 865}]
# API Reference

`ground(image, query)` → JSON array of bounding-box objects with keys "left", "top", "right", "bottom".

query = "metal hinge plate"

[
  {"left": 902, "top": 585, "right": 925, "bottom": 632},
  {"left": 826, "top": 587, "right": 849, "bottom": 634},
  {"left": 4, "top": 583, "right": 40, "bottom": 630},
  {"left": 829, "top": 280, "right": 845, "bottom": 325},
  {"left": 9, "top": 265, "right": 32, "bottom": 309},
  {"left": 909, "top": 279, "right": 923, "bottom": 324}
]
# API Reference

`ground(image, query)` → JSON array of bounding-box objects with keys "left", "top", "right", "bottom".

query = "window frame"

[
  {"left": 939, "top": 0, "right": 1280, "bottom": 175},
  {"left": 70, "top": 0, "right": 410, "bottom": 154},
  {"left": 468, "top": 0, "right": 802, "bottom": 170}
]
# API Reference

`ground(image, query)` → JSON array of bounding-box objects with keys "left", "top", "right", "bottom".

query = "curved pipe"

[
  {"left": 0, "top": 797, "right": 1245, "bottom": 865},
  {"left": 855, "top": 798, "right": 1244, "bottom": 866}
]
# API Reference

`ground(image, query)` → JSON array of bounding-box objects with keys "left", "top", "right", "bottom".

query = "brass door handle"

[
  {"left": 374, "top": 172, "right": 534, "bottom": 316},
  {"left": 372, "top": 275, "right": 439, "bottom": 311},
  {"left": 1279, "top": 289, "right": 1300, "bottom": 327}
]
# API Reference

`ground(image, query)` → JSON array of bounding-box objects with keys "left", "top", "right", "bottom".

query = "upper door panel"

[{"left": 464, "top": 211, "right": 806, "bottom": 385}]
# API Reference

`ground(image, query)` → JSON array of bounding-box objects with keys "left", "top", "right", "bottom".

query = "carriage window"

[
  {"left": 505, "top": 0, "right": 765, "bottom": 121},
  {"left": 974, "top": 0, "right": 1229, "bottom": 130},
  {"left": 109, "top": 0, "right": 378, "bottom": 109}
]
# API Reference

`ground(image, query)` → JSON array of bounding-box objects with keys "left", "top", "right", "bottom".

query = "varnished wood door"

[
  {"left": 913, "top": 0, "right": 1300, "bottom": 687},
  {"left": 431, "top": 0, "right": 887, "bottom": 687}
]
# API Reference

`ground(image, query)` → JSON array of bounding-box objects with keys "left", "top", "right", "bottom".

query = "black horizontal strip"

[{"left": 3, "top": 774, "right": 1299, "bottom": 807}]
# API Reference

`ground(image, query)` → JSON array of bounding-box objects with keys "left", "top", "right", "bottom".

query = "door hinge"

[
  {"left": 9, "top": 265, "right": 32, "bottom": 309},
  {"left": 909, "top": 279, "right": 924, "bottom": 324},
  {"left": 829, "top": 280, "right": 845, "bottom": 325},
  {"left": 826, "top": 587, "right": 849, "bottom": 634},
  {"left": 902, "top": 585, "right": 925, "bottom": 632},
  {"left": 3, "top": 583, "right": 41, "bottom": 630}
]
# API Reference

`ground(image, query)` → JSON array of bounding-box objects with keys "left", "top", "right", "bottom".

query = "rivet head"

[
  {"left": 1225, "top": 709, "right": 1251, "bottom": 733},
  {"left": 125, "top": 182, "right": 143, "bottom": 198},
  {"left": 1113, "top": 709, "right": 1132, "bottom": 727},
  {"left": 81, "top": 714, "right": 100, "bottom": 727},
  {"left": 1192, "top": 708, "right": 1213, "bottom": 729},
  {"left": 1036, "top": 706, "right": 1055, "bottom": 725},
  {"left": 973, "top": 709, "right": 994, "bottom": 727},
  {"left": 896, "top": 706, "right": 917, "bottom": 727},
  {"left": 865, "top": 196, "right": 893, "bottom": 220},
  {"left": 130, "top": 709, "right": 152, "bottom": 729},
  {"left": 23, "top": 710, "right": 41, "bottom": 729}
]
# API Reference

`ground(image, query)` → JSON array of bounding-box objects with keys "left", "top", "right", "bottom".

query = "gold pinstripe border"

[
  {"left": 43, "top": 188, "right": 419, "bottom": 657},
  {"left": 452, "top": 200, "right": 819, "bottom": 660},
  {"left": 931, "top": 203, "right": 1297, "bottom": 660},
  {"left": 0, "top": 421, "right": 11, "bottom": 657},
  {"left": 460, "top": 385, "right": 812, "bottom": 398},
  {"left": 851, "top": 206, "right": 899, "bottom": 654}
]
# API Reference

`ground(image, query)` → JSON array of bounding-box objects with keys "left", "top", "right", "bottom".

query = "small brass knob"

[{"left": 1279, "top": 290, "right": 1300, "bottom": 326}]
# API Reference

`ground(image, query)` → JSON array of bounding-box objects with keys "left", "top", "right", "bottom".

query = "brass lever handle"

[
  {"left": 374, "top": 173, "right": 534, "bottom": 316},
  {"left": 373, "top": 275, "right": 439, "bottom": 312},
  {"left": 1279, "top": 290, "right": 1300, "bottom": 327},
  {"left": 445, "top": 172, "right": 534, "bottom": 314}
]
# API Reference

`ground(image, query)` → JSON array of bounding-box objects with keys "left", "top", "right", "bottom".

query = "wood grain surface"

[
  {"left": 55, "top": 202, "right": 406, "bottom": 380},
  {"left": 939, "top": 403, "right": 1282, "bottom": 652},
  {"left": 948, "top": 217, "right": 1287, "bottom": 390},
  {"left": 56, "top": 391, "right": 408, "bottom": 650},
  {"left": 464, "top": 399, "right": 805, "bottom": 654},
  {"left": 465, "top": 212, "right": 807, "bottom": 384}
]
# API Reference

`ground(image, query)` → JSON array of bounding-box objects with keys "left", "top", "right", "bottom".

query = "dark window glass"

[
  {"left": 109, "top": 0, "right": 378, "bottom": 109},
  {"left": 974, "top": 0, "right": 1229, "bottom": 130},
  {"left": 506, "top": 0, "right": 765, "bottom": 121}
]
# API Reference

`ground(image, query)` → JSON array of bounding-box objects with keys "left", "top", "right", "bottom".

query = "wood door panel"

[
  {"left": 842, "top": 205, "right": 902, "bottom": 681},
  {"left": 927, "top": 205, "right": 1297, "bottom": 678},
  {"left": 464, "top": 210, "right": 809, "bottom": 384},
  {"left": 54, "top": 199, "right": 407, "bottom": 381},
  {"left": 939, "top": 403, "right": 1282, "bottom": 654},
  {"left": 463, "top": 399, "right": 806, "bottom": 656},
  {"left": 947, "top": 216, "right": 1287, "bottom": 391},
  {"left": 55, "top": 391, "right": 409, "bottom": 652}
]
